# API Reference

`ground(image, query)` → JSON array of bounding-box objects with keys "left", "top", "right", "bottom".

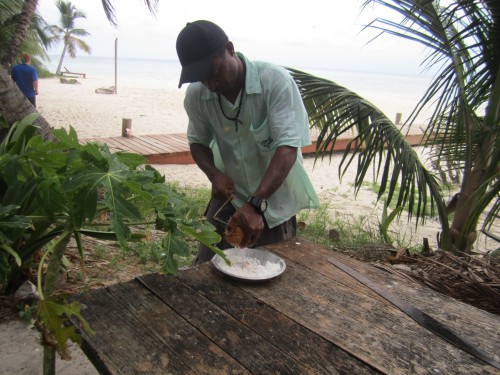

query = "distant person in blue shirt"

[
  {"left": 176, "top": 20, "right": 319, "bottom": 263},
  {"left": 11, "top": 53, "right": 39, "bottom": 107}
]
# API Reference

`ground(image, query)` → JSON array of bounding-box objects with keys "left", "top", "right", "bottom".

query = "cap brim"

[{"left": 178, "top": 53, "right": 214, "bottom": 88}]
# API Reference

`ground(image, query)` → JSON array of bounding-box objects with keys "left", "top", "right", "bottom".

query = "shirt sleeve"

[
  {"left": 184, "top": 84, "right": 214, "bottom": 147},
  {"left": 264, "top": 67, "right": 311, "bottom": 148}
]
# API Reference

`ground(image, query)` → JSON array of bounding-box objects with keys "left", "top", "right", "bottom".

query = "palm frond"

[
  {"left": 287, "top": 68, "right": 449, "bottom": 237},
  {"left": 365, "top": 1, "right": 497, "bottom": 131},
  {"left": 100, "top": 0, "right": 159, "bottom": 26},
  {"left": 69, "top": 28, "right": 90, "bottom": 37}
]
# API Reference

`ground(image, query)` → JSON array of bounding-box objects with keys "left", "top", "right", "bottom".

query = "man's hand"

[
  {"left": 226, "top": 203, "right": 264, "bottom": 248},
  {"left": 190, "top": 143, "right": 235, "bottom": 200},
  {"left": 211, "top": 172, "right": 235, "bottom": 201}
]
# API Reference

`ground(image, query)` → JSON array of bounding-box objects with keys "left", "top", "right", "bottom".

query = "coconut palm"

[
  {"left": 50, "top": 0, "right": 91, "bottom": 75},
  {"left": 0, "top": 0, "right": 38, "bottom": 68},
  {"left": 0, "top": 4, "right": 53, "bottom": 71},
  {"left": 0, "top": 0, "right": 53, "bottom": 143},
  {"left": 290, "top": 0, "right": 499, "bottom": 254}
]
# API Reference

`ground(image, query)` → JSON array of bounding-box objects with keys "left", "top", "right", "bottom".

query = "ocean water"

[{"left": 44, "top": 55, "right": 434, "bottom": 125}]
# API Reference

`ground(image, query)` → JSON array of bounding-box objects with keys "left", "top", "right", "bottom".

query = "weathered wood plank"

[
  {"left": 177, "top": 265, "right": 381, "bottom": 375},
  {"left": 137, "top": 135, "right": 186, "bottom": 153},
  {"left": 243, "top": 244, "right": 499, "bottom": 374},
  {"left": 150, "top": 134, "right": 190, "bottom": 148},
  {"left": 267, "top": 240, "right": 500, "bottom": 358},
  {"left": 88, "top": 136, "right": 155, "bottom": 155},
  {"left": 76, "top": 286, "right": 195, "bottom": 375},
  {"left": 138, "top": 273, "right": 316, "bottom": 374},
  {"left": 105, "top": 280, "right": 250, "bottom": 374},
  {"left": 109, "top": 136, "right": 167, "bottom": 154}
]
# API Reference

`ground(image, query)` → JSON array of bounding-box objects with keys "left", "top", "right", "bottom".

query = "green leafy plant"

[{"left": 0, "top": 113, "right": 226, "bottom": 360}]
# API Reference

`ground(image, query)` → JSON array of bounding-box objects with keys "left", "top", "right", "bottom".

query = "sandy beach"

[{"left": 1, "top": 76, "right": 497, "bottom": 375}]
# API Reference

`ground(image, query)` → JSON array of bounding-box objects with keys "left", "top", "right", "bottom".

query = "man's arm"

[
  {"left": 252, "top": 145, "right": 297, "bottom": 200},
  {"left": 33, "top": 80, "right": 38, "bottom": 95},
  {"left": 226, "top": 145, "right": 297, "bottom": 248},
  {"left": 189, "top": 143, "right": 235, "bottom": 200}
]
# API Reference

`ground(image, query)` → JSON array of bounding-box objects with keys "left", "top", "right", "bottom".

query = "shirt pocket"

[{"left": 251, "top": 118, "right": 275, "bottom": 152}]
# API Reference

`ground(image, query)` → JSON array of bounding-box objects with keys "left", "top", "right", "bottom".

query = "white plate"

[{"left": 212, "top": 248, "right": 286, "bottom": 281}]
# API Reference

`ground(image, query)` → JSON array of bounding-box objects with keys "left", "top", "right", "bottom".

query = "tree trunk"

[
  {"left": 449, "top": 137, "right": 493, "bottom": 252},
  {"left": 1, "top": 0, "right": 39, "bottom": 69},
  {"left": 56, "top": 43, "right": 68, "bottom": 75},
  {"left": 0, "top": 65, "right": 53, "bottom": 142}
]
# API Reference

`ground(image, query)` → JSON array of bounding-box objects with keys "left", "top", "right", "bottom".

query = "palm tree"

[
  {"left": 291, "top": 0, "right": 499, "bottom": 254},
  {"left": 0, "top": 0, "right": 38, "bottom": 68},
  {"left": 1, "top": 4, "right": 54, "bottom": 71},
  {"left": 50, "top": 0, "right": 91, "bottom": 75},
  {"left": 0, "top": 0, "right": 53, "bottom": 143}
]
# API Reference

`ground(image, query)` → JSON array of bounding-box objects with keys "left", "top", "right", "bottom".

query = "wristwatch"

[{"left": 246, "top": 196, "right": 268, "bottom": 215}]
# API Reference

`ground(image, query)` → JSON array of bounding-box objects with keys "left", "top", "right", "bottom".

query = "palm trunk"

[
  {"left": 56, "top": 43, "right": 68, "bottom": 75},
  {"left": 1, "top": 0, "right": 39, "bottom": 69},
  {"left": 0, "top": 66, "right": 53, "bottom": 142},
  {"left": 450, "top": 164, "right": 486, "bottom": 252},
  {"left": 449, "top": 62, "right": 500, "bottom": 253}
]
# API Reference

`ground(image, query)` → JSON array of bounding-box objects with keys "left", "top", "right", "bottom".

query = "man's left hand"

[{"left": 226, "top": 203, "right": 264, "bottom": 248}]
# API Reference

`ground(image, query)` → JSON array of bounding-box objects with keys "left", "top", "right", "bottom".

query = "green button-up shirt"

[{"left": 185, "top": 53, "right": 319, "bottom": 228}]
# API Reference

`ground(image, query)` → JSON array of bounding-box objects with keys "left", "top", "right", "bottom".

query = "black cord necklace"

[{"left": 218, "top": 60, "right": 245, "bottom": 131}]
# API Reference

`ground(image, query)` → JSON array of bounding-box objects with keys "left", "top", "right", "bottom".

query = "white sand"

[{"left": 1, "top": 76, "right": 497, "bottom": 375}]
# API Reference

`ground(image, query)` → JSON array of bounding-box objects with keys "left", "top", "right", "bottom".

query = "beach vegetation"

[
  {"left": 0, "top": 114, "right": 225, "bottom": 365},
  {"left": 0, "top": 1, "right": 53, "bottom": 71},
  {"left": 50, "top": 0, "right": 91, "bottom": 75},
  {"left": 290, "top": 0, "right": 499, "bottom": 255},
  {"left": 0, "top": 0, "right": 38, "bottom": 68},
  {"left": 298, "top": 201, "right": 421, "bottom": 254},
  {"left": 0, "top": 0, "right": 54, "bottom": 144}
]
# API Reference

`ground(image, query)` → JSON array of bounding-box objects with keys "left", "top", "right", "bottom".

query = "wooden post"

[
  {"left": 395, "top": 113, "right": 402, "bottom": 125},
  {"left": 122, "top": 118, "right": 132, "bottom": 137}
]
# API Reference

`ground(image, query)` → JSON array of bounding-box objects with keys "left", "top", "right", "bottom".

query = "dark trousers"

[
  {"left": 194, "top": 198, "right": 296, "bottom": 264},
  {"left": 27, "top": 96, "right": 36, "bottom": 108}
]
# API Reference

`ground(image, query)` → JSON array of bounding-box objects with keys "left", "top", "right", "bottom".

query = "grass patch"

[
  {"left": 298, "top": 204, "right": 386, "bottom": 249},
  {"left": 361, "top": 180, "right": 450, "bottom": 219}
]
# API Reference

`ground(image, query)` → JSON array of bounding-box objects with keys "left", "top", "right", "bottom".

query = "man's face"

[{"left": 202, "top": 47, "right": 239, "bottom": 95}]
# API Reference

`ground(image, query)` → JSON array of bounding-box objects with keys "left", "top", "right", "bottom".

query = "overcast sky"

[{"left": 37, "top": 0, "right": 430, "bottom": 75}]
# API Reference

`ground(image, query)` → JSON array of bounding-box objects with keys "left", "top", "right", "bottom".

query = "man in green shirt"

[{"left": 176, "top": 20, "right": 319, "bottom": 263}]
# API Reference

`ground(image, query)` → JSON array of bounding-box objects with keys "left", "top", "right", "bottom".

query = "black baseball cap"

[{"left": 176, "top": 20, "right": 229, "bottom": 88}]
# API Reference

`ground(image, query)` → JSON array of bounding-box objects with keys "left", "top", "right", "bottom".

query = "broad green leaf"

[
  {"left": 37, "top": 176, "right": 67, "bottom": 219},
  {"left": 180, "top": 225, "right": 221, "bottom": 245},
  {"left": 115, "top": 152, "right": 147, "bottom": 168},
  {"left": 37, "top": 298, "right": 93, "bottom": 356},
  {"left": 52, "top": 126, "right": 81, "bottom": 148}
]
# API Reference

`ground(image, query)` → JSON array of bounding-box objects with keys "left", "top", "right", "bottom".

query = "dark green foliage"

[{"left": 0, "top": 113, "right": 223, "bottom": 293}]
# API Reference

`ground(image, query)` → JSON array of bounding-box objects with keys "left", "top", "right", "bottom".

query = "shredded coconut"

[{"left": 220, "top": 249, "right": 283, "bottom": 279}]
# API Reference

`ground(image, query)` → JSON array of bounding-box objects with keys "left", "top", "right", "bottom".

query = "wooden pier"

[
  {"left": 84, "top": 133, "right": 195, "bottom": 164},
  {"left": 83, "top": 132, "right": 425, "bottom": 165}
]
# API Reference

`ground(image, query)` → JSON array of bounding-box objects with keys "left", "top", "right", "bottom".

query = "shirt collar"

[{"left": 202, "top": 52, "right": 261, "bottom": 100}]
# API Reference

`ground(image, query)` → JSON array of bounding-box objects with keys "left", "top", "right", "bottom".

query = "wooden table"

[{"left": 74, "top": 240, "right": 500, "bottom": 374}]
